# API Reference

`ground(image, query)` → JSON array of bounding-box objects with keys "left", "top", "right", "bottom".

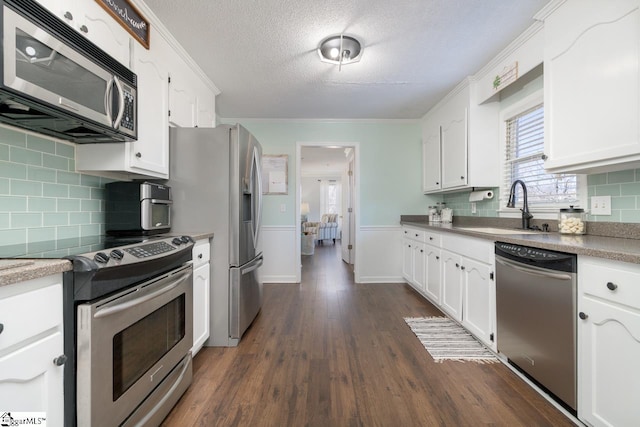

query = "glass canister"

[{"left": 558, "top": 206, "right": 587, "bottom": 234}]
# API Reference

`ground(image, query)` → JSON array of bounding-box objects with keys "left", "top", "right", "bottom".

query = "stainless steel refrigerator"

[{"left": 167, "top": 124, "right": 263, "bottom": 346}]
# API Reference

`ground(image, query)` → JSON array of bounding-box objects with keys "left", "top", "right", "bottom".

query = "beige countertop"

[
  {"left": 401, "top": 220, "right": 640, "bottom": 264},
  {"left": 0, "top": 259, "right": 72, "bottom": 287},
  {"left": 0, "top": 231, "right": 214, "bottom": 288}
]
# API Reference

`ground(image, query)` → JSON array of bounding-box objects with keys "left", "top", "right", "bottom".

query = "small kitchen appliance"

[{"left": 105, "top": 181, "right": 172, "bottom": 235}]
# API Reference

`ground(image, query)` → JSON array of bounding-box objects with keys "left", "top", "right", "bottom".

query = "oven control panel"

[
  {"left": 85, "top": 235, "right": 194, "bottom": 265},
  {"left": 125, "top": 241, "right": 177, "bottom": 258}
]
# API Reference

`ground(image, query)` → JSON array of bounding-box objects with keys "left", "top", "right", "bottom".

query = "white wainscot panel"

[
  {"left": 357, "top": 226, "right": 404, "bottom": 284},
  {"left": 261, "top": 226, "right": 298, "bottom": 283}
]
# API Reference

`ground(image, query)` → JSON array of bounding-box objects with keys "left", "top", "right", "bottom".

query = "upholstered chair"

[{"left": 316, "top": 214, "right": 339, "bottom": 244}]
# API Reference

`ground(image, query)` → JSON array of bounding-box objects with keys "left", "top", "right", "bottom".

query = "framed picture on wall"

[{"left": 262, "top": 155, "right": 288, "bottom": 195}]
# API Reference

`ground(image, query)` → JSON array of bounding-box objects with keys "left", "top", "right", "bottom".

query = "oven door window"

[{"left": 112, "top": 295, "right": 185, "bottom": 401}]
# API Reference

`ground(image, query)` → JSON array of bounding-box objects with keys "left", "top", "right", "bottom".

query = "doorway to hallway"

[{"left": 296, "top": 142, "right": 359, "bottom": 283}]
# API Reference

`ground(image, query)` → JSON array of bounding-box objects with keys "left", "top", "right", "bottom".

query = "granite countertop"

[
  {"left": 0, "top": 231, "right": 214, "bottom": 288},
  {"left": 401, "top": 218, "right": 640, "bottom": 264},
  {"left": 0, "top": 259, "right": 72, "bottom": 288}
]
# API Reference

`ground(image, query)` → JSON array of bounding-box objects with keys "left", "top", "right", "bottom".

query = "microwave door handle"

[
  {"left": 112, "top": 76, "right": 125, "bottom": 129},
  {"left": 104, "top": 76, "right": 114, "bottom": 125}
]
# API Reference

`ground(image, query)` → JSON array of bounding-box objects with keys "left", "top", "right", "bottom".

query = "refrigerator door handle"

[
  {"left": 242, "top": 255, "right": 263, "bottom": 275},
  {"left": 252, "top": 147, "right": 263, "bottom": 246}
]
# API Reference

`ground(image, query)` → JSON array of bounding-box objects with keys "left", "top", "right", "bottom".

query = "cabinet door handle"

[
  {"left": 455, "top": 263, "right": 460, "bottom": 268},
  {"left": 460, "top": 265, "right": 465, "bottom": 270},
  {"left": 436, "top": 182, "right": 439, "bottom": 185},
  {"left": 53, "top": 355, "right": 67, "bottom": 366},
  {"left": 136, "top": 152, "right": 142, "bottom": 158},
  {"left": 460, "top": 176, "right": 465, "bottom": 180},
  {"left": 420, "top": 249, "right": 423, "bottom": 253},
  {"left": 404, "top": 231, "right": 407, "bottom": 234},
  {"left": 429, "top": 237, "right": 433, "bottom": 241},
  {"left": 64, "top": 11, "right": 73, "bottom": 20},
  {"left": 198, "top": 254, "right": 203, "bottom": 259},
  {"left": 0, "top": 323, "right": 3, "bottom": 334},
  {"left": 79, "top": 25, "right": 88, "bottom": 34},
  {"left": 408, "top": 244, "right": 411, "bottom": 248},
  {"left": 415, "top": 233, "right": 419, "bottom": 237},
  {"left": 606, "top": 282, "right": 617, "bottom": 291},
  {"left": 541, "top": 154, "right": 548, "bottom": 160},
  {"left": 579, "top": 312, "right": 588, "bottom": 320},
  {"left": 436, "top": 256, "right": 439, "bottom": 260}
]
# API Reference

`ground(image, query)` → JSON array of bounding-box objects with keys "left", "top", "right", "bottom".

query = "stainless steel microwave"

[
  {"left": 105, "top": 182, "right": 172, "bottom": 235},
  {"left": 0, "top": 0, "right": 137, "bottom": 143}
]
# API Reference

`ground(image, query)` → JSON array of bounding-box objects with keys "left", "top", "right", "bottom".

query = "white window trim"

[{"left": 497, "top": 89, "right": 587, "bottom": 220}]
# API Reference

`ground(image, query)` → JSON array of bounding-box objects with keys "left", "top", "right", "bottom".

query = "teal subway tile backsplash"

[
  {"left": 28, "top": 166, "right": 57, "bottom": 182},
  {"left": 443, "top": 188, "right": 501, "bottom": 218},
  {"left": 588, "top": 168, "right": 640, "bottom": 222},
  {"left": 43, "top": 153, "right": 70, "bottom": 170},
  {"left": 437, "top": 168, "right": 640, "bottom": 224},
  {"left": 10, "top": 146, "right": 42, "bottom": 165},
  {"left": 0, "top": 127, "right": 114, "bottom": 253},
  {"left": 58, "top": 171, "right": 80, "bottom": 185},
  {"left": 27, "top": 136, "right": 56, "bottom": 154},
  {"left": 12, "top": 180, "right": 42, "bottom": 196},
  {"left": 0, "top": 161, "right": 27, "bottom": 179},
  {"left": 56, "top": 142, "right": 74, "bottom": 158}
]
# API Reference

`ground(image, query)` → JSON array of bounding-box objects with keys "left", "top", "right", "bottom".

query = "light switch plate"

[
  {"left": 591, "top": 196, "right": 611, "bottom": 215},
  {"left": 280, "top": 204, "right": 286, "bottom": 213}
]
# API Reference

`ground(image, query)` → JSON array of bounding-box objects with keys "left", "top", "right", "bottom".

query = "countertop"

[
  {"left": 0, "top": 231, "right": 214, "bottom": 288},
  {"left": 401, "top": 220, "right": 640, "bottom": 264}
]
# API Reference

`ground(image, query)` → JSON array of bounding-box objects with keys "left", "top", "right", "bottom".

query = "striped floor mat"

[{"left": 404, "top": 316, "right": 498, "bottom": 363}]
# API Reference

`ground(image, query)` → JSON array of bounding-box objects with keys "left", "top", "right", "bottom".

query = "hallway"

[{"left": 162, "top": 243, "right": 573, "bottom": 426}]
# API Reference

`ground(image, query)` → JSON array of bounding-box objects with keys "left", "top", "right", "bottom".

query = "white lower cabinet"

[
  {"left": 192, "top": 239, "right": 211, "bottom": 356},
  {"left": 578, "top": 257, "right": 640, "bottom": 427},
  {"left": 440, "top": 249, "right": 463, "bottom": 321},
  {"left": 0, "top": 275, "right": 64, "bottom": 427},
  {"left": 460, "top": 257, "right": 495, "bottom": 350},
  {"left": 400, "top": 227, "right": 496, "bottom": 350},
  {"left": 401, "top": 227, "right": 427, "bottom": 293},
  {"left": 424, "top": 244, "right": 441, "bottom": 304}
]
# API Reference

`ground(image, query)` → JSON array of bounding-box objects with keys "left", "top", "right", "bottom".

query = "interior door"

[{"left": 341, "top": 155, "right": 354, "bottom": 264}]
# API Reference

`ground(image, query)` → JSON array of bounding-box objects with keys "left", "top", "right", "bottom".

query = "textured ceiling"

[{"left": 143, "top": 0, "right": 548, "bottom": 120}]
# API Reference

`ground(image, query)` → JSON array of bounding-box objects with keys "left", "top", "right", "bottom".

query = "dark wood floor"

[{"left": 162, "top": 242, "right": 574, "bottom": 426}]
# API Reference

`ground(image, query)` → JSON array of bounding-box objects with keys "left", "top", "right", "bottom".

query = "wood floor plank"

[{"left": 162, "top": 242, "right": 575, "bottom": 427}]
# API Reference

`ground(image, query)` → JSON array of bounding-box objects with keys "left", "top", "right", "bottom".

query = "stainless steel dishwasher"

[{"left": 495, "top": 242, "right": 577, "bottom": 412}]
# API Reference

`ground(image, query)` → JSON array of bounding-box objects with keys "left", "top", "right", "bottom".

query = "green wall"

[{"left": 230, "top": 120, "right": 440, "bottom": 226}]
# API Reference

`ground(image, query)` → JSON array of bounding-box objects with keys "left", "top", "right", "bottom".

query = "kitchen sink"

[{"left": 455, "top": 227, "right": 541, "bottom": 235}]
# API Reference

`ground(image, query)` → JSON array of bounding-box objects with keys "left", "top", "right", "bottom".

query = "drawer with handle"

[{"left": 579, "top": 256, "right": 640, "bottom": 310}]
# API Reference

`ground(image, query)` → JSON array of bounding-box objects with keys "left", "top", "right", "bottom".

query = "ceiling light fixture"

[{"left": 317, "top": 34, "right": 363, "bottom": 70}]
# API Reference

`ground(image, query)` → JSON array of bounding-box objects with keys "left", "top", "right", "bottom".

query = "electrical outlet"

[
  {"left": 471, "top": 202, "right": 477, "bottom": 214},
  {"left": 591, "top": 196, "right": 611, "bottom": 215}
]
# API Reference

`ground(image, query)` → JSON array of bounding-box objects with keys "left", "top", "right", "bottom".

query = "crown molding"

[{"left": 221, "top": 117, "right": 421, "bottom": 124}]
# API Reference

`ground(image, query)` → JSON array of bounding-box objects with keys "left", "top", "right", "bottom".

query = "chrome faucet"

[{"left": 507, "top": 179, "right": 533, "bottom": 229}]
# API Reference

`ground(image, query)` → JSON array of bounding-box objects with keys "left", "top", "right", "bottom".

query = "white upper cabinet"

[
  {"left": 422, "top": 111, "right": 441, "bottom": 192},
  {"left": 542, "top": 0, "right": 640, "bottom": 174},
  {"left": 36, "top": 0, "right": 131, "bottom": 65},
  {"left": 75, "top": 0, "right": 219, "bottom": 180},
  {"left": 422, "top": 79, "right": 500, "bottom": 194}
]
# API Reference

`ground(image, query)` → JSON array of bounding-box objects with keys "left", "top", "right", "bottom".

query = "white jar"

[{"left": 558, "top": 206, "right": 587, "bottom": 234}]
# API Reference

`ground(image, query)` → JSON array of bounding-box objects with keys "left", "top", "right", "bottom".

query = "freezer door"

[{"left": 229, "top": 254, "right": 263, "bottom": 339}]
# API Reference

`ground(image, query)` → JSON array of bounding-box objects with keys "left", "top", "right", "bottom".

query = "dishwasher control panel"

[{"left": 495, "top": 242, "right": 576, "bottom": 272}]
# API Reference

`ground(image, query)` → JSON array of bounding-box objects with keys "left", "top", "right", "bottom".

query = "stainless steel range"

[{"left": 57, "top": 235, "right": 194, "bottom": 426}]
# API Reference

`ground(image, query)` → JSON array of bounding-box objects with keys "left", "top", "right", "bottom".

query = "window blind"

[{"left": 503, "top": 104, "right": 577, "bottom": 205}]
